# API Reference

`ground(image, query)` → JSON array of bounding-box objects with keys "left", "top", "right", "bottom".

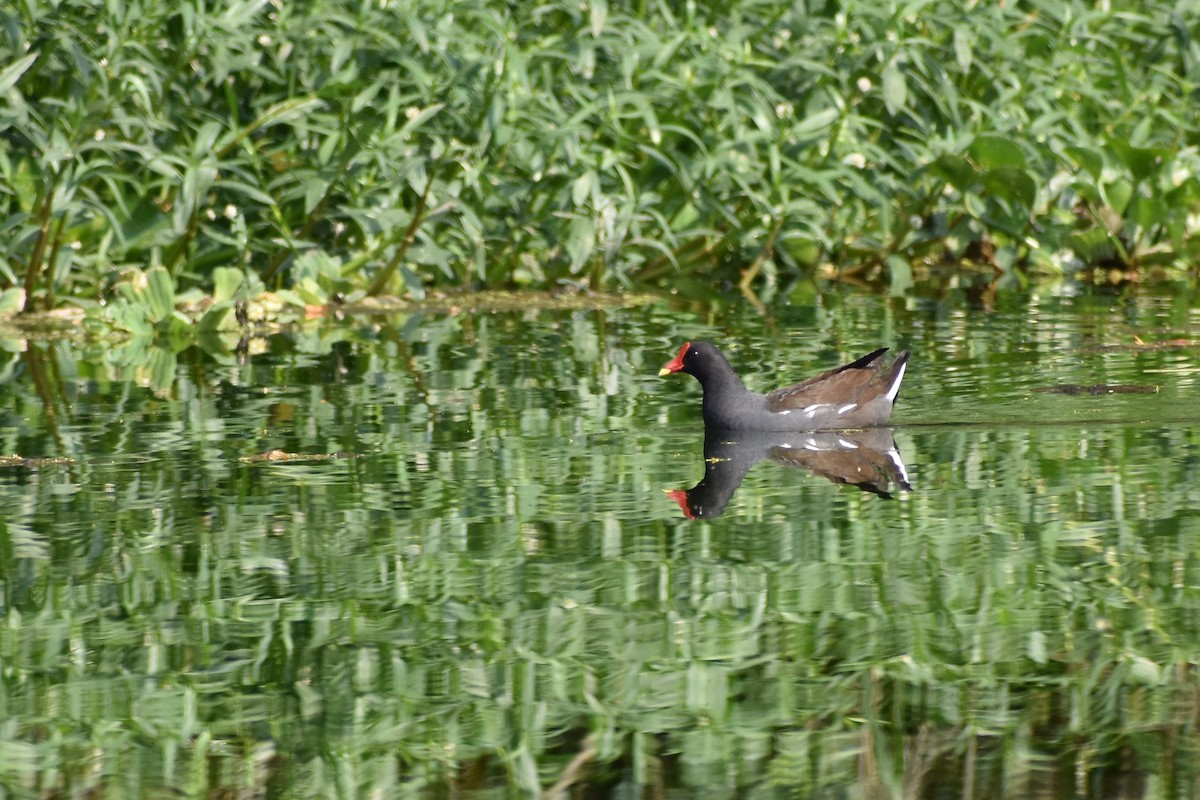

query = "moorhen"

[{"left": 659, "top": 341, "right": 909, "bottom": 431}]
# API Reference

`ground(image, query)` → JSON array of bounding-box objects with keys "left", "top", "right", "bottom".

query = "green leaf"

[
  {"left": 1066, "top": 227, "right": 1114, "bottom": 263},
  {"left": 163, "top": 312, "right": 195, "bottom": 348},
  {"left": 275, "top": 289, "right": 307, "bottom": 309},
  {"left": 121, "top": 198, "right": 171, "bottom": 250},
  {"left": 780, "top": 236, "right": 821, "bottom": 267},
  {"left": 0, "top": 52, "right": 38, "bottom": 94},
  {"left": 564, "top": 216, "right": 595, "bottom": 273},
  {"left": 953, "top": 27, "right": 973, "bottom": 72},
  {"left": 112, "top": 335, "right": 151, "bottom": 367},
  {"left": 572, "top": 170, "right": 597, "bottom": 208},
  {"left": 886, "top": 254, "right": 912, "bottom": 297},
  {"left": 882, "top": 63, "right": 907, "bottom": 116},
  {"left": 590, "top": 0, "right": 607, "bottom": 36},
  {"left": 1129, "top": 193, "right": 1167, "bottom": 230},
  {"left": 398, "top": 103, "right": 445, "bottom": 140},
  {"left": 1103, "top": 177, "right": 1133, "bottom": 214},
  {"left": 1128, "top": 654, "right": 1161, "bottom": 685},
  {"left": 197, "top": 303, "right": 233, "bottom": 334},
  {"left": 112, "top": 305, "right": 153, "bottom": 337},
  {"left": 145, "top": 267, "right": 176, "bottom": 324},
  {"left": 147, "top": 346, "right": 177, "bottom": 392},
  {"left": 1109, "top": 139, "right": 1168, "bottom": 184},
  {"left": 982, "top": 167, "right": 1037, "bottom": 210},
  {"left": 928, "top": 154, "right": 977, "bottom": 192},
  {"left": 297, "top": 277, "right": 328, "bottom": 306},
  {"left": 219, "top": 180, "right": 276, "bottom": 206},
  {"left": 1064, "top": 146, "right": 1103, "bottom": 180},
  {"left": 0, "top": 288, "right": 26, "bottom": 320},
  {"left": 970, "top": 135, "right": 1027, "bottom": 170},
  {"left": 212, "top": 267, "right": 245, "bottom": 305},
  {"left": 993, "top": 243, "right": 1019, "bottom": 273},
  {"left": 792, "top": 108, "right": 839, "bottom": 139},
  {"left": 1028, "top": 631, "right": 1047, "bottom": 665}
]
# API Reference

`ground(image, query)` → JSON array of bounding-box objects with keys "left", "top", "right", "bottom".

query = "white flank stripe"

[
  {"left": 888, "top": 449, "right": 911, "bottom": 485},
  {"left": 885, "top": 361, "right": 907, "bottom": 402},
  {"left": 837, "top": 403, "right": 857, "bottom": 415}
]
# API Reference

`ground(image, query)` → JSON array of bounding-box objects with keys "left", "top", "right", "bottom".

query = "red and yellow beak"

[{"left": 658, "top": 342, "right": 690, "bottom": 376}]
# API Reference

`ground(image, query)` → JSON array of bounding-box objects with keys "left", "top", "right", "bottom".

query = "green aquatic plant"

[{"left": 1, "top": 0, "right": 1199, "bottom": 317}]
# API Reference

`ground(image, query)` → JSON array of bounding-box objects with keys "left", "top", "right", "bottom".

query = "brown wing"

[
  {"left": 768, "top": 429, "right": 913, "bottom": 496},
  {"left": 765, "top": 348, "right": 893, "bottom": 412}
]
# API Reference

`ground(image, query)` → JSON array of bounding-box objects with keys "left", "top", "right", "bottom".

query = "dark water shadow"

[{"left": 668, "top": 427, "right": 912, "bottom": 519}]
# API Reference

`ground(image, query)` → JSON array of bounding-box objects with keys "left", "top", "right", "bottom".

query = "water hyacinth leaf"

[
  {"left": 1066, "top": 227, "right": 1114, "bottom": 263},
  {"left": 1108, "top": 139, "right": 1168, "bottom": 184},
  {"left": 1130, "top": 194, "right": 1167, "bottom": 230},
  {"left": 780, "top": 236, "right": 821, "bottom": 267},
  {"left": 969, "top": 135, "right": 1027, "bottom": 171},
  {"left": 1064, "top": 146, "right": 1104, "bottom": 180},
  {"left": 1068, "top": 175, "right": 1102, "bottom": 206},
  {"left": 963, "top": 189, "right": 986, "bottom": 218},
  {"left": 982, "top": 167, "right": 1037, "bottom": 211},
  {"left": 7, "top": 0, "right": 1200, "bottom": 304},
  {"left": 929, "top": 154, "right": 977, "bottom": 192},
  {"left": 882, "top": 62, "right": 907, "bottom": 116},
  {"left": 1131, "top": 242, "right": 1177, "bottom": 266},
  {"left": 1103, "top": 177, "right": 1134, "bottom": 215},
  {"left": 145, "top": 267, "right": 176, "bottom": 324},
  {"left": 120, "top": 199, "right": 171, "bottom": 250},
  {"left": 993, "top": 243, "right": 1019, "bottom": 273}
]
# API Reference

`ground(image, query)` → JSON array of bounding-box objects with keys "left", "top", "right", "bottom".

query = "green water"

[{"left": 2, "top": 288, "right": 1200, "bottom": 798}]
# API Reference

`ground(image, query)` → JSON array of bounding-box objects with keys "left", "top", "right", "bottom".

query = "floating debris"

[
  {"left": 240, "top": 450, "right": 362, "bottom": 463},
  {"left": 1033, "top": 384, "right": 1159, "bottom": 396},
  {"left": 0, "top": 455, "right": 76, "bottom": 467}
]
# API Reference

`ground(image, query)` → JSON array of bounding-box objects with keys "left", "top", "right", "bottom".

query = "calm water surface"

[{"left": 2, "top": 286, "right": 1199, "bottom": 798}]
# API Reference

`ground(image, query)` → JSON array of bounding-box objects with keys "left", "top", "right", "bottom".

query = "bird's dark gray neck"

[{"left": 699, "top": 376, "right": 763, "bottom": 429}]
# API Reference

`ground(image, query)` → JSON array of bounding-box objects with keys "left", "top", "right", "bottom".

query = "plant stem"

[
  {"left": 368, "top": 168, "right": 436, "bottom": 297},
  {"left": 23, "top": 187, "right": 56, "bottom": 311}
]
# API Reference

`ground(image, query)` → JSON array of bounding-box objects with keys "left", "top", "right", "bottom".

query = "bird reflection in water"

[{"left": 667, "top": 428, "right": 912, "bottom": 519}]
